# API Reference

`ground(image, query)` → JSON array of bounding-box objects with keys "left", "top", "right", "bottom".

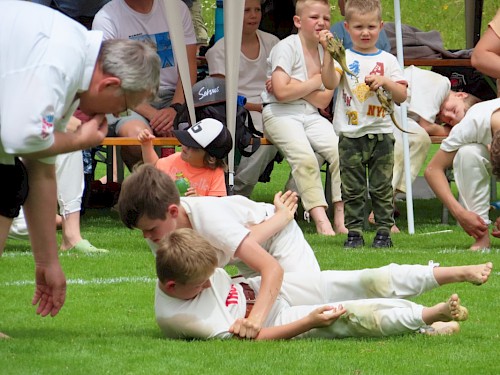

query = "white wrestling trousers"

[
  {"left": 248, "top": 263, "right": 439, "bottom": 338},
  {"left": 453, "top": 144, "right": 491, "bottom": 224},
  {"left": 392, "top": 118, "right": 431, "bottom": 193},
  {"left": 9, "top": 151, "right": 84, "bottom": 238}
]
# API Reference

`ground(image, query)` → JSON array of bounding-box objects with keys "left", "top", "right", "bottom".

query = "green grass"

[
  {"left": 1, "top": 159, "right": 500, "bottom": 374},
  {"left": 2, "top": 2, "right": 500, "bottom": 374}
]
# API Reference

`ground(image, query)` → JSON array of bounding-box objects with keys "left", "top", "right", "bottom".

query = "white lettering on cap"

[{"left": 198, "top": 85, "right": 221, "bottom": 101}]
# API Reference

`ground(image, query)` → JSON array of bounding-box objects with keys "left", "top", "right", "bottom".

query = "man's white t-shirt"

[
  {"left": 93, "top": 0, "right": 196, "bottom": 90},
  {"left": 0, "top": 1, "right": 102, "bottom": 164}
]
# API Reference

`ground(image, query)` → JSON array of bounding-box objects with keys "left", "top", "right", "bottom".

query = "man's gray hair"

[{"left": 98, "top": 39, "right": 160, "bottom": 99}]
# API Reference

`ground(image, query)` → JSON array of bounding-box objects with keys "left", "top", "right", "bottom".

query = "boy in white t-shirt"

[
  {"left": 321, "top": 0, "right": 407, "bottom": 248},
  {"left": 117, "top": 163, "right": 320, "bottom": 339},
  {"left": 154, "top": 228, "right": 493, "bottom": 340},
  {"left": 425, "top": 98, "right": 500, "bottom": 251}
]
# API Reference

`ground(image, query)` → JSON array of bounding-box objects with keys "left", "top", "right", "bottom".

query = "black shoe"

[
  {"left": 372, "top": 230, "right": 393, "bottom": 248},
  {"left": 344, "top": 231, "right": 365, "bottom": 248}
]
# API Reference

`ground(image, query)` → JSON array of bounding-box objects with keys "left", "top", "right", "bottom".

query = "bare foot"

[
  {"left": 316, "top": 221, "right": 336, "bottom": 236},
  {"left": 448, "top": 294, "right": 468, "bottom": 321},
  {"left": 334, "top": 224, "right": 348, "bottom": 234},
  {"left": 422, "top": 293, "right": 468, "bottom": 325},
  {"left": 421, "top": 321, "right": 460, "bottom": 336},
  {"left": 465, "top": 262, "right": 493, "bottom": 285},
  {"left": 470, "top": 234, "right": 490, "bottom": 251},
  {"left": 0, "top": 332, "right": 10, "bottom": 339},
  {"left": 391, "top": 224, "right": 400, "bottom": 234}
]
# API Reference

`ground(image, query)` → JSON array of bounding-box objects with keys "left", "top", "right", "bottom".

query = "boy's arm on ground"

[
  {"left": 252, "top": 305, "right": 346, "bottom": 340},
  {"left": 271, "top": 68, "right": 324, "bottom": 102},
  {"left": 231, "top": 239, "right": 284, "bottom": 338},
  {"left": 425, "top": 149, "right": 488, "bottom": 238},
  {"left": 247, "top": 191, "right": 298, "bottom": 244}
]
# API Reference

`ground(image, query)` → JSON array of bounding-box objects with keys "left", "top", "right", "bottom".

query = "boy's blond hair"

[
  {"left": 117, "top": 163, "right": 180, "bottom": 229},
  {"left": 156, "top": 228, "right": 219, "bottom": 284},
  {"left": 295, "top": 0, "right": 329, "bottom": 16},
  {"left": 344, "top": 0, "right": 382, "bottom": 22}
]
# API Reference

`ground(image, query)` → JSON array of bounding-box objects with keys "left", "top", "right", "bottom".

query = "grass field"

[{"left": 2, "top": 1, "right": 500, "bottom": 374}]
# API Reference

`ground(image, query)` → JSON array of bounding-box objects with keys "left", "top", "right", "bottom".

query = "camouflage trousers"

[{"left": 339, "top": 133, "right": 395, "bottom": 233}]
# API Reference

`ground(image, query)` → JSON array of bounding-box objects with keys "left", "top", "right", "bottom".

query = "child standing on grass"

[
  {"left": 321, "top": 0, "right": 407, "bottom": 248},
  {"left": 261, "top": 0, "right": 347, "bottom": 236},
  {"left": 154, "top": 227, "right": 493, "bottom": 340},
  {"left": 138, "top": 118, "right": 231, "bottom": 197}
]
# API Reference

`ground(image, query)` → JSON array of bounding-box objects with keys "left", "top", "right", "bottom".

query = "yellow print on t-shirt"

[
  {"left": 347, "top": 110, "right": 358, "bottom": 125},
  {"left": 352, "top": 82, "right": 373, "bottom": 102},
  {"left": 367, "top": 105, "right": 386, "bottom": 118}
]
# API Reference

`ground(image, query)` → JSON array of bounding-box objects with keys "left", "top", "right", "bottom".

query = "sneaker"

[
  {"left": 372, "top": 230, "right": 393, "bottom": 248},
  {"left": 344, "top": 231, "right": 364, "bottom": 248},
  {"left": 66, "top": 239, "right": 109, "bottom": 254}
]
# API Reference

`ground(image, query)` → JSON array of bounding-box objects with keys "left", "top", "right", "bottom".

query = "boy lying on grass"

[{"left": 155, "top": 226, "right": 492, "bottom": 340}]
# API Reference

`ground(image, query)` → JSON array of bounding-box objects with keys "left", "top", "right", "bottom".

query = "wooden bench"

[{"left": 100, "top": 136, "right": 273, "bottom": 183}]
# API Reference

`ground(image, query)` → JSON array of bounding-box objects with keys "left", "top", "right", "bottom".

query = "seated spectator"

[
  {"left": 205, "top": 0, "right": 280, "bottom": 198},
  {"left": 261, "top": 0, "right": 346, "bottom": 235},
  {"left": 138, "top": 118, "right": 231, "bottom": 197},
  {"left": 388, "top": 66, "right": 481, "bottom": 232},
  {"left": 92, "top": 0, "right": 198, "bottom": 171}
]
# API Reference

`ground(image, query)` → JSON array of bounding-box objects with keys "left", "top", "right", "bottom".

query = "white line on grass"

[{"left": 1, "top": 276, "right": 156, "bottom": 287}]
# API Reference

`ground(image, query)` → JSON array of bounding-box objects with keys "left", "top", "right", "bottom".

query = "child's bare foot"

[
  {"left": 316, "top": 221, "right": 336, "bottom": 236},
  {"left": 470, "top": 233, "right": 490, "bottom": 251},
  {"left": 334, "top": 224, "right": 348, "bottom": 234},
  {"left": 465, "top": 262, "right": 493, "bottom": 285},
  {"left": 422, "top": 293, "right": 468, "bottom": 325},
  {"left": 447, "top": 294, "right": 468, "bottom": 321},
  {"left": 0, "top": 332, "right": 10, "bottom": 339},
  {"left": 421, "top": 321, "right": 460, "bottom": 336}
]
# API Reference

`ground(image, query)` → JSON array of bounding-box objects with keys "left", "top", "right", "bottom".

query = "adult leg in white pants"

[
  {"left": 9, "top": 152, "right": 108, "bottom": 254},
  {"left": 454, "top": 144, "right": 492, "bottom": 250}
]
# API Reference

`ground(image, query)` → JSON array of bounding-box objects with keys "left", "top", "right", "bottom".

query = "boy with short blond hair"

[
  {"left": 155, "top": 228, "right": 492, "bottom": 340},
  {"left": 321, "top": 0, "right": 407, "bottom": 248},
  {"left": 118, "top": 163, "right": 318, "bottom": 339},
  {"left": 262, "top": 0, "right": 347, "bottom": 236}
]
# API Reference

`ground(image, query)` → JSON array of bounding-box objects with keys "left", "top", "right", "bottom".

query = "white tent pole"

[
  {"left": 393, "top": 0, "right": 415, "bottom": 234},
  {"left": 223, "top": 0, "right": 245, "bottom": 193},
  {"left": 161, "top": 0, "right": 196, "bottom": 126}
]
